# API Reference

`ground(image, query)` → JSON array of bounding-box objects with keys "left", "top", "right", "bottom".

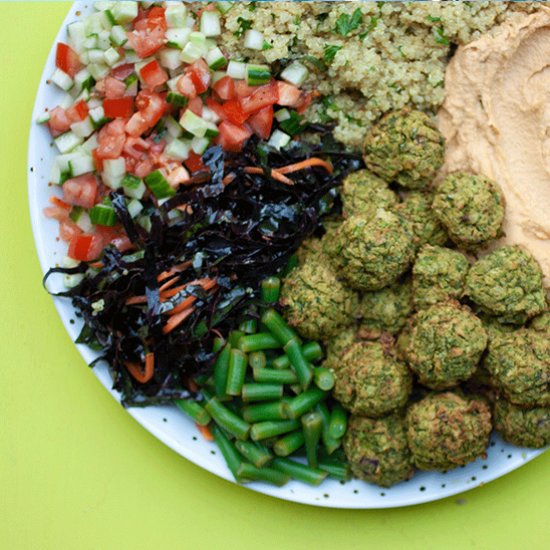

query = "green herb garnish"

[
  {"left": 234, "top": 17, "right": 252, "bottom": 38},
  {"left": 433, "top": 26, "right": 449, "bottom": 46},
  {"left": 334, "top": 8, "right": 363, "bottom": 37},
  {"left": 323, "top": 44, "right": 342, "bottom": 63}
]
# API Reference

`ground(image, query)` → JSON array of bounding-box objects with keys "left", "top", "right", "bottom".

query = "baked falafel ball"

[
  {"left": 397, "top": 191, "right": 448, "bottom": 249},
  {"left": 333, "top": 341, "right": 413, "bottom": 417},
  {"left": 412, "top": 245, "right": 469, "bottom": 309},
  {"left": 493, "top": 399, "right": 549, "bottom": 449},
  {"left": 483, "top": 328, "right": 550, "bottom": 408},
  {"left": 323, "top": 326, "right": 360, "bottom": 371},
  {"left": 340, "top": 170, "right": 398, "bottom": 218},
  {"left": 406, "top": 392, "right": 492, "bottom": 471},
  {"left": 465, "top": 245, "right": 546, "bottom": 324},
  {"left": 279, "top": 258, "right": 359, "bottom": 340},
  {"left": 398, "top": 302, "right": 487, "bottom": 390},
  {"left": 432, "top": 173, "right": 505, "bottom": 249},
  {"left": 530, "top": 311, "right": 550, "bottom": 335},
  {"left": 363, "top": 108, "right": 444, "bottom": 190},
  {"left": 328, "top": 210, "right": 415, "bottom": 291},
  {"left": 359, "top": 278, "right": 413, "bottom": 337},
  {"left": 343, "top": 414, "right": 415, "bottom": 487}
]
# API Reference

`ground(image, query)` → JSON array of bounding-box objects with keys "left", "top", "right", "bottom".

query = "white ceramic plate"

[{"left": 28, "top": 2, "right": 545, "bottom": 509}]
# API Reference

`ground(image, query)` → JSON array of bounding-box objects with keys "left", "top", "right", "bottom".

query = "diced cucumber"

[
  {"left": 166, "top": 76, "right": 180, "bottom": 92},
  {"left": 36, "top": 111, "right": 51, "bottom": 124},
  {"left": 112, "top": 1, "right": 138, "bottom": 24},
  {"left": 110, "top": 25, "right": 128, "bottom": 47},
  {"left": 101, "top": 9, "right": 116, "bottom": 29},
  {"left": 275, "top": 108, "right": 291, "bottom": 122},
  {"left": 246, "top": 64, "right": 271, "bottom": 86},
  {"left": 51, "top": 68, "right": 74, "bottom": 91},
  {"left": 216, "top": 2, "right": 234, "bottom": 14},
  {"left": 74, "top": 68, "right": 95, "bottom": 91},
  {"left": 102, "top": 157, "right": 126, "bottom": 190},
  {"left": 185, "top": 15, "right": 196, "bottom": 29},
  {"left": 144, "top": 170, "right": 176, "bottom": 199},
  {"left": 137, "top": 215, "right": 152, "bottom": 232},
  {"left": 181, "top": 41, "right": 204, "bottom": 64},
  {"left": 211, "top": 70, "right": 226, "bottom": 84},
  {"left": 67, "top": 21, "right": 87, "bottom": 53},
  {"left": 244, "top": 29, "right": 264, "bottom": 51},
  {"left": 79, "top": 51, "right": 90, "bottom": 65},
  {"left": 180, "top": 110, "right": 209, "bottom": 138},
  {"left": 89, "top": 106, "right": 110, "bottom": 129},
  {"left": 159, "top": 48, "right": 183, "bottom": 71},
  {"left": 206, "top": 47, "right": 227, "bottom": 70},
  {"left": 84, "top": 35, "right": 98, "bottom": 50},
  {"left": 104, "top": 47, "right": 121, "bottom": 66},
  {"left": 191, "top": 136, "right": 210, "bottom": 155},
  {"left": 71, "top": 117, "right": 95, "bottom": 139},
  {"left": 88, "top": 63, "right": 110, "bottom": 80},
  {"left": 76, "top": 211, "right": 93, "bottom": 233},
  {"left": 202, "top": 106, "right": 220, "bottom": 124},
  {"left": 69, "top": 155, "right": 95, "bottom": 177},
  {"left": 227, "top": 60, "right": 246, "bottom": 80},
  {"left": 280, "top": 61, "right": 309, "bottom": 87},
  {"left": 97, "top": 29, "right": 112, "bottom": 49},
  {"left": 85, "top": 14, "right": 103, "bottom": 36},
  {"left": 200, "top": 11, "right": 221, "bottom": 38},
  {"left": 166, "top": 92, "right": 188, "bottom": 109},
  {"left": 58, "top": 92, "right": 74, "bottom": 110},
  {"left": 88, "top": 49, "right": 105, "bottom": 63},
  {"left": 124, "top": 50, "right": 140, "bottom": 63},
  {"left": 55, "top": 131, "right": 84, "bottom": 154},
  {"left": 127, "top": 199, "right": 144, "bottom": 218},
  {"left": 90, "top": 200, "right": 117, "bottom": 227},
  {"left": 165, "top": 28, "right": 191, "bottom": 49},
  {"left": 94, "top": 1, "right": 115, "bottom": 12},
  {"left": 165, "top": 138, "right": 191, "bottom": 161},
  {"left": 64, "top": 272, "right": 85, "bottom": 289},
  {"left": 204, "top": 122, "right": 219, "bottom": 139},
  {"left": 121, "top": 174, "right": 147, "bottom": 200},
  {"left": 267, "top": 129, "right": 291, "bottom": 150},
  {"left": 165, "top": 4, "right": 187, "bottom": 28},
  {"left": 161, "top": 117, "right": 181, "bottom": 140}
]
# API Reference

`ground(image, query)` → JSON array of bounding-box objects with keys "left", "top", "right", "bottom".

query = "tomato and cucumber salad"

[{"left": 40, "top": 2, "right": 313, "bottom": 266}]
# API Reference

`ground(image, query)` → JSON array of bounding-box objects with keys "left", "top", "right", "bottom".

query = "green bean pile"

[{"left": 175, "top": 277, "right": 350, "bottom": 487}]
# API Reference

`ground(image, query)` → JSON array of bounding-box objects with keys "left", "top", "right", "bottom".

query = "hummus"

[{"left": 438, "top": 8, "right": 550, "bottom": 285}]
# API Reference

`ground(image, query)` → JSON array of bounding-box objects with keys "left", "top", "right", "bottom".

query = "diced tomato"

[
  {"left": 222, "top": 99, "right": 249, "bottom": 126},
  {"left": 44, "top": 205, "right": 70, "bottom": 222},
  {"left": 55, "top": 42, "right": 82, "bottom": 77},
  {"left": 133, "top": 158, "right": 155, "bottom": 178},
  {"left": 216, "top": 121, "right": 253, "bottom": 153},
  {"left": 111, "top": 235, "right": 133, "bottom": 253},
  {"left": 111, "top": 63, "right": 135, "bottom": 81},
  {"left": 67, "top": 100, "right": 89, "bottom": 122},
  {"left": 140, "top": 60, "right": 168, "bottom": 89},
  {"left": 295, "top": 91, "right": 313, "bottom": 115},
  {"left": 247, "top": 106, "right": 274, "bottom": 140},
  {"left": 47, "top": 107, "right": 72, "bottom": 137},
  {"left": 235, "top": 81, "right": 258, "bottom": 98},
  {"left": 59, "top": 219, "right": 82, "bottom": 242},
  {"left": 184, "top": 152, "right": 206, "bottom": 173},
  {"left": 68, "top": 234, "right": 103, "bottom": 262},
  {"left": 176, "top": 74, "right": 197, "bottom": 99},
  {"left": 187, "top": 60, "right": 211, "bottom": 94},
  {"left": 134, "top": 6, "right": 167, "bottom": 32},
  {"left": 104, "top": 97, "right": 134, "bottom": 119},
  {"left": 126, "top": 90, "right": 166, "bottom": 137},
  {"left": 50, "top": 196, "right": 72, "bottom": 210},
  {"left": 187, "top": 97, "right": 203, "bottom": 117},
  {"left": 62, "top": 173, "right": 98, "bottom": 209},
  {"left": 92, "top": 149, "right": 104, "bottom": 172},
  {"left": 240, "top": 80, "right": 279, "bottom": 114},
  {"left": 126, "top": 26, "right": 165, "bottom": 58},
  {"left": 205, "top": 99, "right": 227, "bottom": 122},
  {"left": 103, "top": 76, "right": 127, "bottom": 99},
  {"left": 123, "top": 136, "right": 150, "bottom": 159},
  {"left": 96, "top": 119, "right": 127, "bottom": 159},
  {"left": 276, "top": 81, "right": 302, "bottom": 107},
  {"left": 212, "top": 76, "right": 236, "bottom": 101}
]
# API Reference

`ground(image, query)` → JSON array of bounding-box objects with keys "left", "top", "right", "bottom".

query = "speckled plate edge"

[{"left": 27, "top": 1, "right": 546, "bottom": 509}]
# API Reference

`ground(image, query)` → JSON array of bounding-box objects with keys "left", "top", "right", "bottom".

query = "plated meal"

[{"left": 31, "top": 1, "right": 548, "bottom": 507}]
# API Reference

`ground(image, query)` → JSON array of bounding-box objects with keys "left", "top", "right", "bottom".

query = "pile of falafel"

[{"left": 279, "top": 108, "right": 550, "bottom": 487}]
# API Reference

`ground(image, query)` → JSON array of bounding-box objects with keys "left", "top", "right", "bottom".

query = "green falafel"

[{"left": 340, "top": 170, "right": 398, "bottom": 218}]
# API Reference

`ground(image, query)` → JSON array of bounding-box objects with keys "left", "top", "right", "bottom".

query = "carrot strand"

[
  {"left": 276, "top": 157, "right": 333, "bottom": 175},
  {"left": 243, "top": 167, "right": 294, "bottom": 186},
  {"left": 125, "top": 352, "right": 155, "bottom": 384}
]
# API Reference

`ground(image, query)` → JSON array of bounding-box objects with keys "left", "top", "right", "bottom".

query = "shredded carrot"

[
  {"left": 277, "top": 157, "right": 333, "bottom": 175},
  {"left": 49, "top": 196, "right": 72, "bottom": 210},
  {"left": 159, "top": 284, "right": 187, "bottom": 299},
  {"left": 162, "top": 306, "right": 194, "bottom": 334},
  {"left": 125, "top": 295, "right": 148, "bottom": 305},
  {"left": 159, "top": 276, "right": 180, "bottom": 293},
  {"left": 167, "top": 279, "right": 218, "bottom": 316},
  {"left": 196, "top": 423, "right": 214, "bottom": 441},
  {"left": 157, "top": 261, "right": 192, "bottom": 283},
  {"left": 125, "top": 352, "right": 155, "bottom": 384},
  {"left": 222, "top": 173, "right": 236, "bottom": 185},
  {"left": 243, "top": 167, "right": 294, "bottom": 186}
]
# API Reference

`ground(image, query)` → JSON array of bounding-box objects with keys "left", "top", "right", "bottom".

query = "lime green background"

[{"left": 1, "top": 3, "right": 548, "bottom": 549}]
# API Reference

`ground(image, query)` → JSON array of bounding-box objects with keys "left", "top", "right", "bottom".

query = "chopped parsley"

[
  {"left": 248, "top": 1, "right": 257, "bottom": 12},
  {"left": 234, "top": 17, "right": 252, "bottom": 38},
  {"left": 323, "top": 44, "right": 342, "bottom": 64},
  {"left": 302, "top": 55, "right": 326, "bottom": 71},
  {"left": 279, "top": 111, "right": 305, "bottom": 136},
  {"left": 433, "top": 26, "right": 450, "bottom": 46},
  {"left": 262, "top": 40, "right": 273, "bottom": 51},
  {"left": 334, "top": 8, "right": 363, "bottom": 37},
  {"left": 359, "top": 16, "right": 379, "bottom": 41},
  {"left": 427, "top": 15, "right": 442, "bottom": 23},
  {"left": 318, "top": 95, "right": 339, "bottom": 123}
]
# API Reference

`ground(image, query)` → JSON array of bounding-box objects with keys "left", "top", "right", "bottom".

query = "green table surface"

[{"left": 1, "top": 3, "right": 548, "bottom": 549}]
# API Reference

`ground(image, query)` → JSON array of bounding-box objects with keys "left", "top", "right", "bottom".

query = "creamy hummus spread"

[{"left": 438, "top": 8, "right": 550, "bottom": 285}]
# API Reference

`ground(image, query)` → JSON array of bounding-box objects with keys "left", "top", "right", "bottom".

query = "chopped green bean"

[
  {"left": 316, "top": 402, "right": 341, "bottom": 454},
  {"left": 239, "top": 319, "right": 258, "bottom": 334},
  {"left": 205, "top": 397, "right": 250, "bottom": 440},
  {"left": 239, "top": 332, "right": 280, "bottom": 353},
  {"left": 318, "top": 457, "right": 350, "bottom": 481},
  {"left": 237, "top": 463, "right": 290, "bottom": 486},
  {"left": 248, "top": 351, "right": 267, "bottom": 369},
  {"left": 273, "top": 430, "right": 305, "bottom": 457},
  {"left": 252, "top": 368, "right": 298, "bottom": 385},
  {"left": 174, "top": 398, "right": 212, "bottom": 426},
  {"left": 250, "top": 419, "right": 300, "bottom": 441},
  {"left": 273, "top": 341, "right": 324, "bottom": 370},
  {"left": 271, "top": 458, "right": 328, "bottom": 486},
  {"left": 212, "top": 336, "right": 226, "bottom": 353},
  {"left": 242, "top": 400, "right": 288, "bottom": 423},
  {"left": 302, "top": 411, "right": 323, "bottom": 468},
  {"left": 314, "top": 367, "right": 335, "bottom": 391},
  {"left": 328, "top": 403, "right": 348, "bottom": 440},
  {"left": 261, "top": 308, "right": 300, "bottom": 346},
  {"left": 261, "top": 277, "right": 281, "bottom": 304},
  {"left": 226, "top": 349, "right": 248, "bottom": 396},
  {"left": 212, "top": 425, "right": 242, "bottom": 479},
  {"left": 214, "top": 343, "right": 231, "bottom": 399},
  {"left": 229, "top": 330, "right": 245, "bottom": 348},
  {"left": 283, "top": 388, "right": 325, "bottom": 419},
  {"left": 284, "top": 338, "right": 313, "bottom": 389},
  {"left": 290, "top": 384, "right": 303, "bottom": 395},
  {"left": 235, "top": 440, "right": 273, "bottom": 468},
  {"left": 242, "top": 383, "right": 284, "bottom": 402}
]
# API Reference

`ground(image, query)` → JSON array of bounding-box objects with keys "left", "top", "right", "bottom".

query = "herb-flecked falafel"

[
  {"left": 343, "top": 414, "right": 415, "bottom": 487},
  {"left": 363, "top": 108, "right": 445, "bottom": 190},
  {"left": 328, "top": 210, "right": 415, "bottom": 291},
  {"left": 465, "top": 245, "right": 546, "bottom": 324},
  {"left": 323, "top": 327, "right": 360, "bottom": 371},
  {"left": 398, "top": 302, "right": 487, "bottom": 389},
  {"left": 280, "top": 258, "right": 359, "bottom": 340},
  {"left": 333, "top": 341, "right": 413, "bottom": 417},
  {"left": 406, "top": 392, "right": 492, "bottom": 471}
]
